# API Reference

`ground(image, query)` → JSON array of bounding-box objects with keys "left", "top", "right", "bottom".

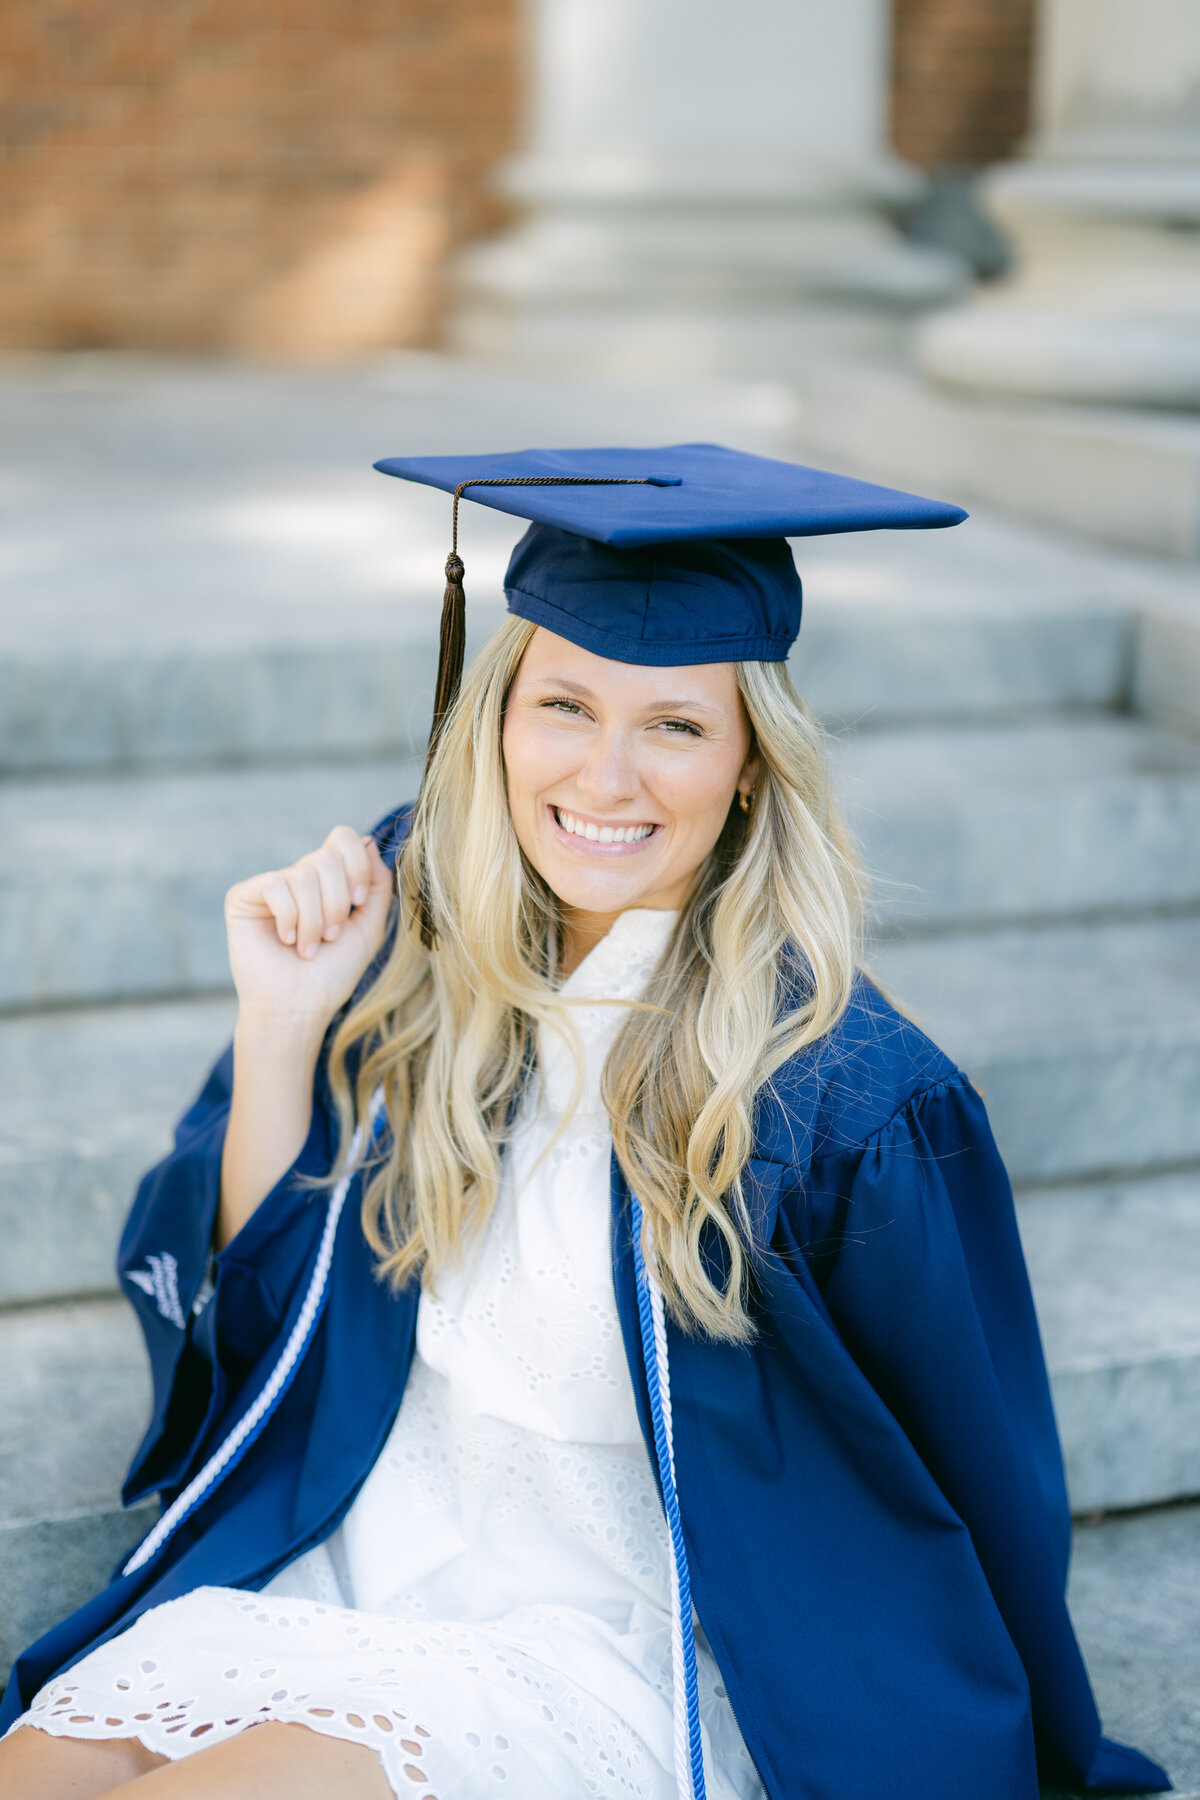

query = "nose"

[{"left": 573, "top": 724, "right": 641, "bottom": 810}]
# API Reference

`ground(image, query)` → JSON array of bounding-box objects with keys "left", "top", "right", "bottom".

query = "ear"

[{"left": 737, "top": 747, "right": 762, "bottom": 799}]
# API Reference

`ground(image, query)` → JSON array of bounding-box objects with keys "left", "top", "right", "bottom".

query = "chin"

[
  {"left": 539, "top": 852, "right": 652, "bottom": 914},
  {"left": 549, "top": 871, "right": 647, "bottom": 914}
]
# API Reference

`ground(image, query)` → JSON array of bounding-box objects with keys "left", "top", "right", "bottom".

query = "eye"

[
  {"left": 657, "top": 717, "right": 703, "bottom": 737},
  {"left": 542, "top": 697, "right": 586, "bottom": 717}
]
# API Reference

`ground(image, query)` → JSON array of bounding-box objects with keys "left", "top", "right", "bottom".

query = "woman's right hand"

[
  {"left": 216, "top": 826, "right": 395, "bottom": 1249},
  {"left": 224, "top": 826, "right": 396, "bottom": 1050}
]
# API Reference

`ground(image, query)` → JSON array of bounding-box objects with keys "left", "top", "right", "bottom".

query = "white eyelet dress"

[{"left": 13, "top": 908, "right": 766, "bottom": 1800}]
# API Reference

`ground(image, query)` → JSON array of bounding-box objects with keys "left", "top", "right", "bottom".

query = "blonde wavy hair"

[{"left": 325, "top": 615, "right": 863, "bottom": 1343}]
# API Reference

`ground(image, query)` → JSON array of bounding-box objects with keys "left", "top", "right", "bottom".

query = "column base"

[
  {"left": 450, "top": 151, "right": 965, "bottom": 381},
  {"left": 915, "top": 157, "right": 1200, "bottom": 407},
  {"left": 917, "top": 309, "right": 1200, "bottom": 409},
  {"left": 452, "top": 292, "right": 937, "bottom": 382}
]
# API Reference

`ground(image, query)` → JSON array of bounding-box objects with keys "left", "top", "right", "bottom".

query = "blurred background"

[{"left": 2, "top": 2, "right": 1199, "bottom": 1789}]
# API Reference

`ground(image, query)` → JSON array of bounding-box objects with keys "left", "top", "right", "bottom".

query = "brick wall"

[
  {"left": 0, "top": 1, "right": 518, "bottom": 356},
  {"left": 890, "top": 0, "right": 1036, "bottom": 170}
]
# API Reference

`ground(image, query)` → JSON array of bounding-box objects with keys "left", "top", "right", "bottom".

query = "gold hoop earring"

[{"left": 738, "top": 788, "right": 754, "bottom": 815}]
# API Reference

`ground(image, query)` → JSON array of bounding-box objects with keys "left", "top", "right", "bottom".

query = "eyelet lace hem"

[{"left": 9, "top": 1588, "right": 762, "bottom": 1799}]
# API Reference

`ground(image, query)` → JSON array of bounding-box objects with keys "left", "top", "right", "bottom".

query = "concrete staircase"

[{"left": 1, "top": 356, "right": 1197, "bottom": 1790}]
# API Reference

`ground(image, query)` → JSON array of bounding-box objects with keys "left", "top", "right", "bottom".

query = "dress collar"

[{"left": 559, "top": 909, "right": 680, "bottom": 1005}]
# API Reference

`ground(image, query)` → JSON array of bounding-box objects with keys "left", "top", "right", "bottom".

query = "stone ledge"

[
  {"left": 8, "top": 718, "right": 1200, "bottom": 1011},
  {"left": 1058, "top": 1504, "right": 1200, "bottom": 1798},
  {"left": 1021, "top": 1171, "right": 1200, "bottom": 1513},
  {"left": 0, "top": 759, "right": 418, "bottom": 1009},
  {"left": 0, "top": 591, "right": 1130, "bottom": 775},
  {"left": 0, "top": 1504, "right": 156, "bottom": 1688},
  {"left": 842, "top": 715, "right": 1200, "bottom": 932},
  {"left": 6, "top": 915, "right": 1200, "bottom": 1308},
  {"left": 871, "top": 916, "right": 1200, "bottom": 1182},
  {"left": 0, "top": 998, "right": 235, "bottom": 1306},
  {"left": 793, "top": 360, "right": 1200, "bottom": 559},
  {"left": 1136, "top": 597, "right": 1200, "bottom": 742}
]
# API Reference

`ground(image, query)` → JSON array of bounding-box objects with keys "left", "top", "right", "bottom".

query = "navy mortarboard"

[{"left": 373, "top": 441, "right": 966, "bottom": 758}]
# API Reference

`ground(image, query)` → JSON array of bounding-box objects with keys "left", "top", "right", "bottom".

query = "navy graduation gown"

[{"left": 0, "top": 816, "right": 1170, "bottom": 1799}]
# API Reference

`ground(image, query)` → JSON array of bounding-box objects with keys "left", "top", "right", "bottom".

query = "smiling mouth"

[{"left": 552, "top": 806, "right": 658, "bottom": 845}]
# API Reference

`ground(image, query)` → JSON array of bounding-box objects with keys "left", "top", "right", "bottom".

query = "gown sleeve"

[
  {"left": 116, "top": 800, "right": 413, "bottom": 1507},
  {"left": 805, "top": 1072, "right": 1170, "bottom": 1796},
  {"left": 117, "top": 1042, "right": 339, "bottom": 1505}
]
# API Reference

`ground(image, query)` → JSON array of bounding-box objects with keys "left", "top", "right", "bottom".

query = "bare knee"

[
  {"left": 75, "top": 1720, "right": 399, "bottom": 1799},
  {"left": 231, "top": 1722, "right": 398, "bottom": 1797},
  {"left": 0, "top": 1723, "right": 164, "bottom": 1798}
]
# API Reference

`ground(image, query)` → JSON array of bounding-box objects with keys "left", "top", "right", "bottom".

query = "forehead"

[{"left": 514, "top": 626, "right": 741, "bottom": 707}]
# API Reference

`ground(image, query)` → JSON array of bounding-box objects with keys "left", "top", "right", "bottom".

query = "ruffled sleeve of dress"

[
  {"left": 797, "top": 1071, "right": 1170, "bottom": 1796},
  {"left": 117, "top": 801, "right": 414, "bottom": 1507}
]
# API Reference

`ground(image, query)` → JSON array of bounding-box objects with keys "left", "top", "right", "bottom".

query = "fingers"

[
  {"left": 255, "top": 870, "right": 300, "bottom": 946},
  {"left": 361, "top": 830, "right": 394, "bottom": 896},
  {"left": 226, "top": 827, "right": 394, "bottom": 958},
  {"left": 307, "top": 827, "right": 394, "bottom": 940},
  {"left": 289, "top": 863, "right": 326, "bottom": 959},
  {"left": 327, "top": 824, "right": 376, "bottom": 907},
  {"left": 308, "top": 846, "right": 352, "bottom": 944}
]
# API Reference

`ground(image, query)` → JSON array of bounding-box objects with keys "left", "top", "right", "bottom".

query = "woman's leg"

[
  {"left": 0, "top": 1719, "right": 401, "bottom": 1800},
  {"left": 97, "top": 1722, "right": 400, "bottom": 1799},
  {"left": 0, "top": 1723, "right": 166, "bottom": 1797}
]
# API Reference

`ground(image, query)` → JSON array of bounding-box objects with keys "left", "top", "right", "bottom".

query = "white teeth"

[{"left": 554, "top": 808, "right": 653, "bottom": 843}]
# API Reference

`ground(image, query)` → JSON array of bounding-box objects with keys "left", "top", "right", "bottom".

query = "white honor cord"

[{"left": 122, "top": 1088, "right": 386, "bottom": 1579}]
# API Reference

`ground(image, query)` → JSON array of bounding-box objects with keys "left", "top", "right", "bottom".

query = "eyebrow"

[{"left": 525, "top": 675, "right": 725, "bottom": 717}]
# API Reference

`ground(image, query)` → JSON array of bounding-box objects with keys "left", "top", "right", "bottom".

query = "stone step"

[
  {"left": 795, "top": 504, "right": 1134, "bottom": 731},
  {"left": 1136, "top": 590, "right": 1200, "bottom": 743},
  {"left": 1055, "top": 1503, "right": 1200, "bottom": 1800},
  {"left": 0, "top": 355, "right": 1133, "bottom": 773},
  {"left": 0, "top": 997, "right": 235, "bottom": 1308},
  {"left": 6, "top": 714, "right": 1198, "bottom": 1011},
  {"left": 0, "top": 760, "right": 421, "bottom": 1011},
  {"left": 4, "top": 914, "right": 1199, "bottom": 1307},
  {"left": 871, "top": 916, "right": 1200, "bottom": 1185},
  {"left": 1019, "top": 1171, "right": 1200, "bottom": 1515},
  {"left": 0, "top": 585, "right": 1129, "bottom": 777},
  {"left": 793, "top": 356, "right": 1200, "bottom": 561},
  {"left": 0, "top": 619, "right": 500, "bottom": 782},
  {"left": 842, "top": 715, "right": 1200, "bottom": 933},
  {"left": 0, "top": 1299, "right": 154, "bottom": 1679}
]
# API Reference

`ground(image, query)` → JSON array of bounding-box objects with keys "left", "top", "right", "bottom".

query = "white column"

[
  {"left": 452, "top": 0, "right": 963, "bottom": 379},
  {"left": 917, "top": 0, "right": 1200, "bottom": 405}
]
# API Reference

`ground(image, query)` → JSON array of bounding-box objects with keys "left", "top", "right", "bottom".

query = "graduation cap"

[
  {"left": 374, "top": 441, "right": 966, "bottom": 752},
  {"left": 372, "top": 441, "right": 966, "bottom": 940}
]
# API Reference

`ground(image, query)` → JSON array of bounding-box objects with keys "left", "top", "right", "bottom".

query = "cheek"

[
  {"left": 651, "top": 747, "right": 742, "bottom": 839},
  {"left": 503, "top": 716, "right": 569, "bottom": 820},
  {"left": 501, "top": 723, "right": 532, "bottom": 828}
]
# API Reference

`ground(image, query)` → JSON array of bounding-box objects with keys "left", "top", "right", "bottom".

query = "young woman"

[{"left": 0, "top": 447, "right": 1169, "bottom": 1800}]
